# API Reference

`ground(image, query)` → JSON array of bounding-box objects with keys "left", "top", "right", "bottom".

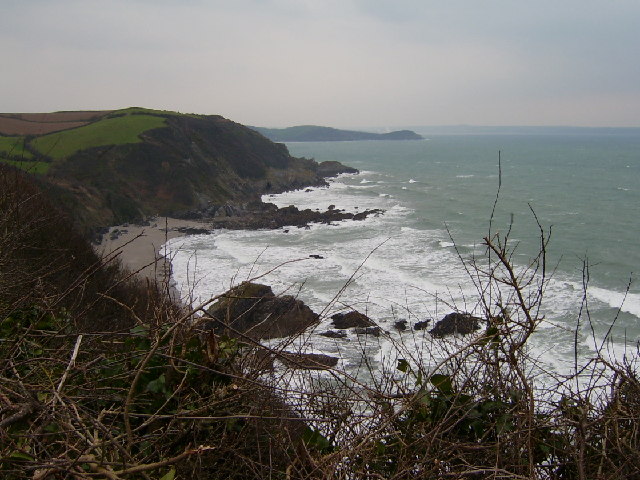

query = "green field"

[
  {"left": 0, "top": 136, "right": 33, "bottom": 159},
  {"left": 31, "top": 113, "right": 167, "bottom": 159},
  {"left": 0, "top": 158, "right": 51, "bottom": 174}
]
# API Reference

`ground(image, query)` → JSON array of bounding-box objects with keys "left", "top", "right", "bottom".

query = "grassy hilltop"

[{"left": 0, "top": 108, "right": 329, "bottom": 233}]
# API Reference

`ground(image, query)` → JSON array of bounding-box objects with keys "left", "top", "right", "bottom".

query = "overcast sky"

[{"left": 2, "top": 0, "right": 639, "bottom": 127}]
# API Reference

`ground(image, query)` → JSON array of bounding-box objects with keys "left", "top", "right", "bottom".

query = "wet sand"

[{"left": 95, "top": 217, "right": 210, "bottom": 296}]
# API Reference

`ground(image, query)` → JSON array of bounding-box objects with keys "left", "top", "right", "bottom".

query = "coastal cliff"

[{"left": 0, "top": 108, "right": 356, "bottom": 235}]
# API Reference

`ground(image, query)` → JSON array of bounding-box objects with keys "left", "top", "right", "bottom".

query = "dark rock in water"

[
  {"left": 319, "top": 330, "right": 348, "bottom": 339},
  {"left": 279, "top": 352, "right": 339, "bottom": 370},
  {"left": 331, "top": 311, "right": 375, "bottom": 329},
  {"left": 176, "top": 227, "right": 211, "bottom": 235},
  {"left": 208, "top": 200, "right": 384, "bottom": 230},
  {"left": 205, "top": 282, "right": 318, "bottom": 340},
  {"left": 429, "top": 312, "right": 482, "bottom": 337},
  {"left": 353, "top": 327, "right": 381, "bottom": 337},
  {"left": 317, "top": 161, "right": 359, "bottom": 178},
  {"left": 394, "top": 320, "right": 408, "bottom": 331},
  {"left": 414, "top": 320, "right": 430, "bottom": 331},
  {"left": 309, "top": 254, "right": 324, "bottom": 259}
]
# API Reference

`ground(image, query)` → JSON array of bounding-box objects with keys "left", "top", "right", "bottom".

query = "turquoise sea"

[{"left": 166, "top": 130, "right": 640, "bottom": 377}]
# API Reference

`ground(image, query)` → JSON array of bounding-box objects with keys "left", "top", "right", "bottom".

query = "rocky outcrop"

[
  {"left": 319, "top": 330, "right": 348, "bottom": 339},
  {"left": 394, "top": 320, "right": 408, "bottom": 331},
  {"left": 279, "top": 352, "right": 339, "bottom": 370},
  {"left": 206, "top": 202, "right": 384, "bottom": 230},
  {"left": 353, "top": 327, "right": 381, "bottom": 337},
  {"left": 205, "top": 282, "right": 318, "bottom": 340},
  {"left": 429, "top": 312, "right": 482, "bottom": 337},
  {"left": 317, "top": 161, "right": 359, "bottom": 177},
  {"left": 331, "top": 311, "right": 375, "bottom": 329},
  {"left": 414, "top": 320, "right": 430, "bottom": 331},
  {"left": 175, "top": 226, "right": 210, "bottom": 235},
  {"left": 250, "top": 350, "right": 339, "bottom": 370}
]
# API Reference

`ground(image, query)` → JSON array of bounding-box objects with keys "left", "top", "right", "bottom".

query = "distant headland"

[{"left": 250, "top": 125, "right": 423, "bottom": 142}]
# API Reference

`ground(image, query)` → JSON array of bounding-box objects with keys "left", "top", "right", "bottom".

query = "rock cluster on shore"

[
  {"left": 200, "top": 281, "right": 486, "bottom": 370},
  {"left": 428, "top": 312, "right": 482, "bottom": 337},
  {"left": 178, "top": 200, "right": 384, "bottom": 231},
  {"left": 330, "top": 311, "right": 375, "bottom": 329},
  {"left": 204, "top": 282, "right": 318, "bottom": 340}
]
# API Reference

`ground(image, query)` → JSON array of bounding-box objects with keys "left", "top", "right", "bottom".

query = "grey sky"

[{"left": 2, "top": 0, "right": 639, "bottom": 127}]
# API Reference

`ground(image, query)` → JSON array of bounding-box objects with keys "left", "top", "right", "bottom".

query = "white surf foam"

[
  {"left": 588, "top": 286, "right": 640, "bottom": 318},
  {"left": 165, "top": 167, "right": 640, "bottom": 384}
]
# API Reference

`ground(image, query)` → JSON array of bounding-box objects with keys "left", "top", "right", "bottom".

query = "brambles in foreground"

[{"left": 0, "top": 307, "right": 309, "bottom": 479}]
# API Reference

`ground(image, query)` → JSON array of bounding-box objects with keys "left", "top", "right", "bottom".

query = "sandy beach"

[{"left": 95, "top": 217, "right": 211, "bottom": 293}]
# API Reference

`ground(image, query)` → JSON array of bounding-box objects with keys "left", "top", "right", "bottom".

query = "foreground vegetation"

[{"left": 1, "top": 163, "right": 639, "bottom": 479}]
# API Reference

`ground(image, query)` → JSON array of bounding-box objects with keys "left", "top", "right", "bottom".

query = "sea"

[{"left": 164, "top": 128, "right": 640, "bottom": 383}]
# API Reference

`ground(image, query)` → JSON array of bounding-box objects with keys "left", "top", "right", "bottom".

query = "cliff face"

[{"left": 34, "top": 110, "right": 337, "bottom": 232}]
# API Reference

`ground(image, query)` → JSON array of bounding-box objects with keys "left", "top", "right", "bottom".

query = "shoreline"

[
  {"left": 95, "top": 188, "right": 378, "bottom": 291},
  {"left": 95, "top": 217, "right": 211, "bottom": 303}
]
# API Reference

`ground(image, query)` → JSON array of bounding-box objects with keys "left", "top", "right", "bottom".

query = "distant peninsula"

[{"left": 250, "top": 125, "right": 423, "bottom": 142}]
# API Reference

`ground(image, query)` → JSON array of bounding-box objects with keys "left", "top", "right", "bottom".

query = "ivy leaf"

[
  {"left": 302, "top": 427, "right": 333, "bottom": 453},
  {"left": 145, "top": 374, "right": 166, "bottom": 394},
  {"left": 9, "top": 451, "right": 34, "bottom": 461},
  {"left": 159, "top": 467, "right": 176, "bottom": 480},
  {"left": 479, "top": 325, "right": 500, "bottom": 346},
  {"left": 430, "top": 374, "right": 454, "bottom": 395},
  {"left": 130, "top": 324, "right": 149, "bottom": 336},
  {"left": 396, "top": 359, "right": 410, "bottom": 373}
]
